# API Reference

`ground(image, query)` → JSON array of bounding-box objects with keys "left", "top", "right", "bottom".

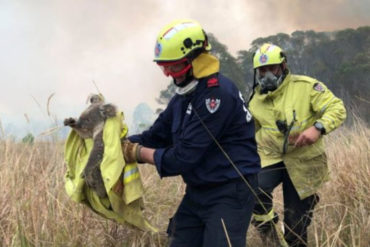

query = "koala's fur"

[{"left": 64, "top": 95, "right": 116, "bottom": 198}]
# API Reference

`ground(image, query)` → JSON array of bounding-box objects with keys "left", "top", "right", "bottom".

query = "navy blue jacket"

[{"left": 129, "top": 73, "right": 260, "bottom": 187}]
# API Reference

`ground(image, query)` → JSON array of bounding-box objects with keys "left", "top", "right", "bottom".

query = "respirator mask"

[{"left": 256, "top": 70, "right": 283, "bottom": 94}]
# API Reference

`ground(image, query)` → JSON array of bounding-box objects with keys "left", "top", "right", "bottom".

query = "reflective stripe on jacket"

[{"left": 249, "top": 73, "right": 346, "bottom": 199}]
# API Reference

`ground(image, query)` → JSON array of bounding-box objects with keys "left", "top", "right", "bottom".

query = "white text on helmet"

[{"left": 163, "top": 22, "right": 197, "bottom": 40}]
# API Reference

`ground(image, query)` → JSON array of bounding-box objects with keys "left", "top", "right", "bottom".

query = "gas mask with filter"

[{"left": 256, "top": 70, "right": 284, "bottom": 94}]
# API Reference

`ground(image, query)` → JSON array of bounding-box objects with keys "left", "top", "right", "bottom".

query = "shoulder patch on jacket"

[
  {"left": 207, "top": 77, "right": 219, "bottom": 88},
  {"left": 205, "top": 97, "right": 221, "bottom": 113},
  {"left": 313, "top": 82, "right": 325, "bottom": 92}
]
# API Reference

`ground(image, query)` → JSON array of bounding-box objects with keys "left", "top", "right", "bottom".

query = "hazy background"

[{"left": 1, "top": 0, "right": 369, "bottom": 138}]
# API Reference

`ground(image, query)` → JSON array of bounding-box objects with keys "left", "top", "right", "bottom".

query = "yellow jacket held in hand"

[
  {"left": 64, "top": 113, "right": 157, "bottom": 232},
  {"left": 249, "top": 73, "right": 346, "bottom": 199}
]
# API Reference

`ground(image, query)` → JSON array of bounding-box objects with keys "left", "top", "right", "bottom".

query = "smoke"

[
  {"left": 251, "top": 0, "right": 370, "bottom": 32},
  {"left": 0, "top": 0, "right": 369, "bottom": 136}
]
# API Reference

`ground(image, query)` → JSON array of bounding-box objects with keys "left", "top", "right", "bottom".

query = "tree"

[
  {"left": 22, "top": 133, "right": 34, "bottom": 144},
  {"left": 131, "top": 103, "right": 155, "bottom": 134},
  {"left": 208, "top": 34, "right": 246, "bottom": 92}
]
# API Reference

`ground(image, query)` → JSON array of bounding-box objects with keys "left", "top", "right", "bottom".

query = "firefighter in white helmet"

[{"left": 249, "top": 43, "right": 346, "bottom": 246}]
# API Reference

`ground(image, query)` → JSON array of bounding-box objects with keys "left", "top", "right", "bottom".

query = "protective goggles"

[{"left": 157, "top": 58, "right": 192, "bottom": 78}]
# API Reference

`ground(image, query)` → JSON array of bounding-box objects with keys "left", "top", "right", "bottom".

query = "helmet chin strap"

[{"left": 172, "top": 68, "right": 195, "bottom": 88}]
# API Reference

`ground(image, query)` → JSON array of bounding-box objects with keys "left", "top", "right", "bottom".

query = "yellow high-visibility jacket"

[
  {"left": 64, "top": 113, "right": 157, "bottom": 232},
  {"left": 249, "top": 73, "right": 346, "bottom": 199}
]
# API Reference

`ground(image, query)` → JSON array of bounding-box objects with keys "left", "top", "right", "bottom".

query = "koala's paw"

[
  {"left": 82, "top": 167, "right": 107, "bottom": 198},
  {"left": 64, "top": 118, "right": 76, "bottom": 126}
]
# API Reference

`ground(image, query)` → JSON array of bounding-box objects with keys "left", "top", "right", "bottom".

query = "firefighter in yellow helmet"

[
  {"left": 249, "top": 43, "right": 346, "bottom": 246},
  {"left": 122, "top": 19, "right": 260, "bottom": 246},
  {"left": 153, "top": 19, "right": 212, "bottom": 89}
]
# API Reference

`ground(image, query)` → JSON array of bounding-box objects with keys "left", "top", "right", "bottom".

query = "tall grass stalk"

[{"left": 0, "top": 120, "right": 368, "bottom": 246}]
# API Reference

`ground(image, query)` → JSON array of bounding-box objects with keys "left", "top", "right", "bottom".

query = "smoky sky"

[{"left": 0, "top": 0, "right": 369, "bottom": 135}]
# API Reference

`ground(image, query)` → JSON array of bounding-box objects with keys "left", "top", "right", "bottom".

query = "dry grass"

[{"left": 0, "top": 120, "right": 369, "bottom": 247}]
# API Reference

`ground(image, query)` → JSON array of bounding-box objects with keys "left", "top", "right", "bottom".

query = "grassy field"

[{"left": 0, "top": 120, "right": 369, "bottom": 247}]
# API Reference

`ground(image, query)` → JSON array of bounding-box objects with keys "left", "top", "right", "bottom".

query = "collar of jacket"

[
  {"left": 255, "top": 73, "right": 292, "bottom": 100},
  {"left": 175, "top": 79, "right": 199, "bottom": 95},
  {"left": 192, "top": 52, "right": 220, "bottom": 79}
]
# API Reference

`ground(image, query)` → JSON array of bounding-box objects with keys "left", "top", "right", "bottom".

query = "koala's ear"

[
  {"left": 87, "top": 93, "right": 105, "bottom": 105},
  {"left": 99, "top": 104, "right": 117, "bottom": 118}
]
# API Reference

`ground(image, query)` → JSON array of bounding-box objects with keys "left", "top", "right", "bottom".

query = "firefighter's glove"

[{"left": 121, "top": 139, "right": 142, "bottom": 163}]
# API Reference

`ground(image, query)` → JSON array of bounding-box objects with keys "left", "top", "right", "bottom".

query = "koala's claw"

[{"left": 64, "top": 118, "right": 77, "bottom": 126}]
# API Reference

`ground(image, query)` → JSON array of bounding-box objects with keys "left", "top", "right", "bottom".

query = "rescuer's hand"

[
  {"left": 294, "top": 126, "right": 321, "bottom": 147},
  {"left": 121, "top": 139, "right": 142, "bottom": 163}
]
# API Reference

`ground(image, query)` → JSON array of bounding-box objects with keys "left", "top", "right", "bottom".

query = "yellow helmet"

[
  {"left": 253, "top": 43, "right": 286, "bottom": 69},
  {"left": 154, "top": 19, "right": 211, "bottom": 62}
]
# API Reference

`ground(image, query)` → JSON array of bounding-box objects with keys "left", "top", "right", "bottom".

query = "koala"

[{"left": 64, "top": 95, "right": 116, "bottom": 198}]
